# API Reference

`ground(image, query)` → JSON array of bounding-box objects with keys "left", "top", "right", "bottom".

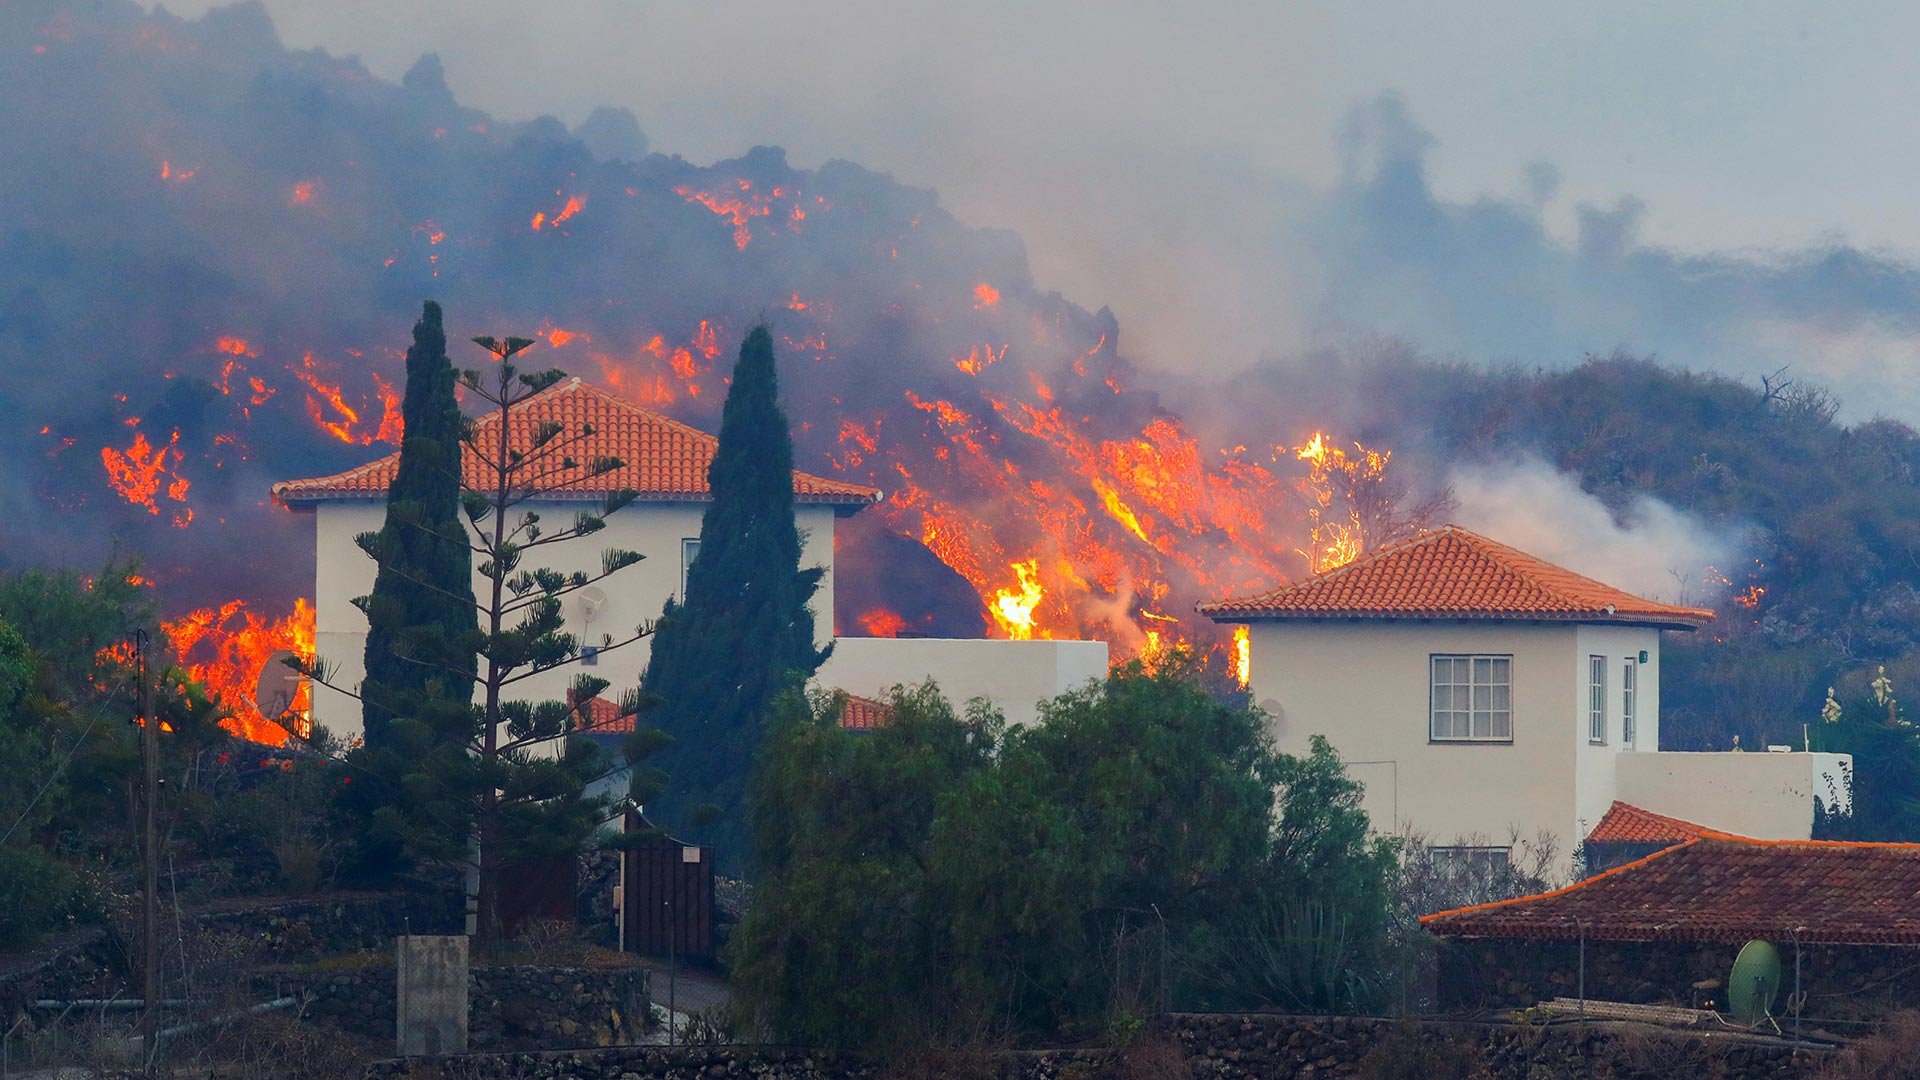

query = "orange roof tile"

[
  {"left": 270, "top": 377, "right": 882, "bottom": 509},
  {"left": 1423, "top": 834, "right": 1920, "bottom": 945},
  {"left": 1199, "top": 526, "right": 1713, "bottom": 630},
  {"left": 575, "top": 691, "right": 894, "bottom": 734},
  {"left": 836, "top": 693, "right": 895, "bottom": 731},
  {"left": 1585, "top": 801, "right": 1710, "bottom": 845}
]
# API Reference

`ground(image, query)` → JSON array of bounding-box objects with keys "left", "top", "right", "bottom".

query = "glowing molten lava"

[
  {"left": 293, "top": 353, "right": 403, "bottom": 445},
  {"left": 857, "top": 608, "right": 908, "bottom": 638},
  {"left": 101, "top": 429, "right": 193, "bottom": 527},
  {"left": 160, "top": 597, "right": 315, "bottom": 746}
]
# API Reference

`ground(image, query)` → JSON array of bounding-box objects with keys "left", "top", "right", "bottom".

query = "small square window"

[{"left": 1430, "top": 654, "right": 1513, "bottom": 742}]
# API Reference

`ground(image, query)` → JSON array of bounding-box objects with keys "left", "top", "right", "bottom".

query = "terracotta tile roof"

[
  {"left": 577, "top": 691, "right": 894, "bottom": 734},
  {"left": 837, "top": 693, "right": 895, "bottom": 731},
  {"left": 1199, "top": 526, "right": 1714, "bottom": 630},
  {"left": 270, "top": 377, "right": 882, "bottom": 508},
  {"left": 1585, "top": 801, "right": 1709, "bottom": 845},
  {"left": 575, "top": 694, "right": 637, "bottom": 734},
  {"left": 1422, "top": 834, "right": 1920, "bottom": 945}
]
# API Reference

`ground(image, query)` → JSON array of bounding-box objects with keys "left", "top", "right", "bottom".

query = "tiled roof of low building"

[
  {"left": 1585, "top": 801, "right": 1710, "bottom": 845},
  {"left": 1199, "top": 526, "right": 1714, "bottom": 630},
  {"left": 270, "top": 377, "right": 882, "bottom": 508},
  {"left": 575, "top": 694, "right": 638, "bottom": 734},
  {"left": 575, "top": 691, "right": 894, "bottom": 735},
  {"left": 1422, "top": 834, "right": 1920, "bottom": 945},
  {"left": 837, "top": 693, "right": 895, "bottom": 731}
]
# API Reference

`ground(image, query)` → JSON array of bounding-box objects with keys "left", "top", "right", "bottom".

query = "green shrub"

[{"left": 0, "top": 845, "right": 81, "bottom": 948}]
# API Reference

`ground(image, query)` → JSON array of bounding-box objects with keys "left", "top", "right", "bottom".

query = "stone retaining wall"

[
  {"left": 1437, "top": 938, "right": 1920, "bottom": 1020},
  {"left": 365, "top": 1013, "right": 1826, "bottom": 1079},
  {"left": 259, "top": 964, "right": 649, "bottom": 1052}
]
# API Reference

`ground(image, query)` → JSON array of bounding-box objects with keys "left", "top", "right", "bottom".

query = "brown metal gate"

[
  {"left": 621, "top": 809, "right": 715, "bottom": 962},
  {"left": 498, "top": 856, "right": 577, "bottom": 938}
]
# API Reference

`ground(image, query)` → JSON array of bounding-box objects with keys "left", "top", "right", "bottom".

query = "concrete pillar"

[{"left": 395, "top": 934, "right": 468, "bottom": 1056}]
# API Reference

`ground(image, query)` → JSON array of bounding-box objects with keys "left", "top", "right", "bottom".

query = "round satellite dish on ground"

[{"left": 1727, "top": 940, "right": 1781, "bottom": 1024}]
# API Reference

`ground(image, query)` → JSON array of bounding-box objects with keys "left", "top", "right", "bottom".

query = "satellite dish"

[
  {"left": 577, "top": 586, "right": 607, "bottom": 624},
  {"left": 1727, "top": 940, "right": 1781, "bottom": 1025}
]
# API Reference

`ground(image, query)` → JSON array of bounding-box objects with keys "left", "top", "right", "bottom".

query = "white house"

[
  {"left": 1199, "top": 525, "right": 1849, "bottom": 870},
  {"left": 271, "top": 377, "right": 883, "bottom": 743}
]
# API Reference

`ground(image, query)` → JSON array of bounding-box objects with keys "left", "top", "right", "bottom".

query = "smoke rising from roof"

[{"left": 1447, "top": 458, "right": 1739, "bottom": 606}]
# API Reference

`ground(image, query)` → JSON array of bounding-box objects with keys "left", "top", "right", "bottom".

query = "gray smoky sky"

[{"left": 146, "top": 1, "right": 1920, "bottom": 414}]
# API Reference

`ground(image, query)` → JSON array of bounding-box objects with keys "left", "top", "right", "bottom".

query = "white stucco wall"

[
  {"left": 814, "top": 637, "right": 1110, "bottom": 727},
  {"left": 1616, "top": 751, "right": 1853, "bottom": 840},
  {"left": 1570, "top": 624, "right": 1663, "bottom": 839},
  {"left": 1244, "top": 619, "right": 1671, "bottom": 862},
  {"left": 306, "top": 498, "right": 840, "bottom": 743}
]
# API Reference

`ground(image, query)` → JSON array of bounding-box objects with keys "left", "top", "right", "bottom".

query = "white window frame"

[
  {"left": 680, "top": 538, "right": 701, "bottom": 601},
  {"left": 1588, "top": 655, "right": 1607, "bottom": 744},
  {"left": 1429, "top": 654, "right": 1513, "bottom": 743},
  {"left": 1622, "top": 657, "right": 1638, "bottom": 749},
  {"left": 1429, "top": 845, "right": 1512, "bottom": 877}
]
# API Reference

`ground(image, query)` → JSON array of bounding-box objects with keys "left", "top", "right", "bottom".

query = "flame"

[
  {"left": 953, "top": 343, "right": 1008, "bottom": 376},
  {"left": 541, "top": 323, "right": 588, "bottom": 348},
  {"left": 1293, "top": 431, "right": 1381, "bottom": 574},
  {"left": 289, "top": 180, "right": 315, "bottom": 205},
  {"left": 1232, "top": 626, "right": 1251, "bottom": 688},
  {"left": 551, "top": 194, "right": 586, "bottom": 225},
  {"left": 857, "top": 608, "right": 908, "bottom": 637},
  {"left": 160, "top": 598, "right": 314, "bottom": 745},
  {"left": 529, "top": 211, "right": 546, "bottom": 231},
  {"left": 292, "top": 353, "right": 403, "bottom": 445},
  {"left": 671, "top": 178, "right": 813, "bottom": 250},
  {"left": 989, "top": 559, "right": 1045, "bottom": 640},
  {"left": 101, "top": 429, "right": 192, "bottom": 526},
  {"left": 973, "top": 283, "right": 1000, "bottom": 309}
]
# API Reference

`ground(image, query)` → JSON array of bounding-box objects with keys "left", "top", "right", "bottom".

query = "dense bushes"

[{"left": 730, "top": 656, "right": 1399, "bottom": 1049}]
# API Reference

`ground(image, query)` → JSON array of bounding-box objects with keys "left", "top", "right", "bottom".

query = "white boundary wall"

[{"left": 816, "top": 637, "right": 1109, "bottom": 727}]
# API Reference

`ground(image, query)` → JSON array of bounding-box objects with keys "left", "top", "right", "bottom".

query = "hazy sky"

[{"left": 147, "top": 1, "right": 1920, "bottom": 372}]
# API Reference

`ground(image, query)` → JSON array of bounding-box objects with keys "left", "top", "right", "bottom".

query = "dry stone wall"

[
  {"left": 365, "top": 1013, "right": 1825, "bottom": 1079},
  {"left": 261, "top": 964, "right": 649, "bottom": 1052}
]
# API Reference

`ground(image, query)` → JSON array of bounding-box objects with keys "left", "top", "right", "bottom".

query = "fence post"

[
  {"left": 1573, "top": 917, "right": 1586, "bottom": 1029},
  {"left": 395, "top": 935, "right": 468, "bottom": 1057}
]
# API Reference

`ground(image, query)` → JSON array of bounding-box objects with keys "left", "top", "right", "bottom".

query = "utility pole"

[{"left": 134, "top": 629, "right": 159, "bottom": 1075}]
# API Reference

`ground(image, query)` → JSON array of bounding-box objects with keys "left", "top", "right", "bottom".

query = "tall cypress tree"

[
  {"left": 356, "top": 301, "right": 475, "bottom": 748},
  {"left": 642, "top": 326, "right": 828, "bottom": 863}
]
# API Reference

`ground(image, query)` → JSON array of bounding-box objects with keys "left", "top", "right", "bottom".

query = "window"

[
  {"left": 579, "top": 645, "right": 599, "bottom": 667},
  {"left": 1588, "top": 655, "right": 1607, "bottom": 744},
  {"left": 1430, "top": 655, "right": 1512, "bottom": 742},
  {"left": 680, "top": 538, "right": 701, "bottom": 600},
  {"left": 1622, "top": 658, "right": 1638, "bottom": 748},
  {"left": 1429, "top": 846, "right": 1511, "bottom": 877}
]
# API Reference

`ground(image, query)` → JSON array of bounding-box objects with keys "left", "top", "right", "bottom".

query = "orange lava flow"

[
  {"left": 101, "top": 429, "right": 193, "bottom": 527},
  {"left": 857, "top": 608, "right": 909, "bottom": 638},
  {"left": 160, "top": 597, "right": 315, "bottom": 746},
  {"left": 293, "top": 353, "right": 403, "bottom": 445}
]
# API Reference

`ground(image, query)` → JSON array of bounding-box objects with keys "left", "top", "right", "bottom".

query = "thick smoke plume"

[{"left": 1447, "top": 458, "right": 1739, "bottom": 606}]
